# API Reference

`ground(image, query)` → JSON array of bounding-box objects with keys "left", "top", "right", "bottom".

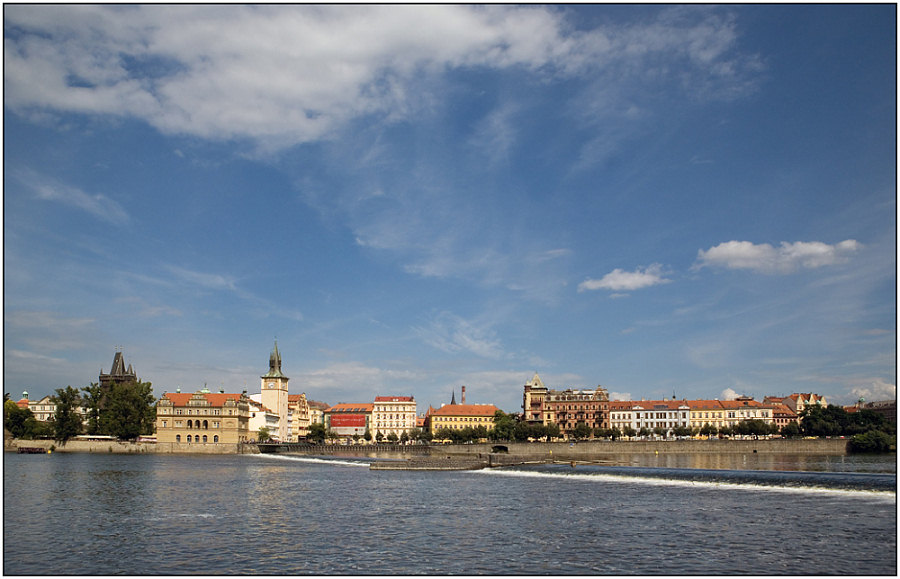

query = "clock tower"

[{"left": 260, "top": 340, "right": 290, "bottom": 442}]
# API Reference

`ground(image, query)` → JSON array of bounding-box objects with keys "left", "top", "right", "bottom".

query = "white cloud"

[
  {"left": 720, "top": 388, "right": 739, "bottom": 400},
  {"left": 166, "top": 265, "right": 237, "bottom": 292},
  {"left": 694, "top": 240, "right": 861, "bottom": 274},
  {"left": 5, "top": 5, "right": 760, "bottom": 153},
  {"left": 5, "top": 310, "right": 97, "bottom": 352},
  {"left": 578, "top": 263, "right": 671, "bottom": 292},
  {"left": 414, "top": 311, "right": 507, "bottom": 360},
  {"left": 12, "top": 168, "right": 129, "bottom": 224},
  {"left": 850, "top": 378, "right": 896, "bottom": 403}
]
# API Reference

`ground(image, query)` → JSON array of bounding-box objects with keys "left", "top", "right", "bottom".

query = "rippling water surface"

[{"left": 4, "top": 452, "right": 895, "bottom": 575}]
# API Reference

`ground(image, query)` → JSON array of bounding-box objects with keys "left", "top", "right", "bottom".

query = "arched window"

[
  {"left": 176, "top": 434, "right": 181, "bottom": 442},
  {"left": 213, "top": 435, "right": 219, "bottom": 443},
  {"left": 203, "top": 420, "right": 209, "bottom": 429},
  {"left": 187, "top": 419, "right": 193, "bottom": 429},
  {"left": 187, "top": 435, "right": 192, "bottom": 443},
  {"left": 202, "top": 435, "right": 208, "bottom": 443}
]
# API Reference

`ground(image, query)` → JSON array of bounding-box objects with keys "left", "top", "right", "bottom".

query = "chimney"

[{"left": 461, "top": 386, "right": 466, "bottom": 404}]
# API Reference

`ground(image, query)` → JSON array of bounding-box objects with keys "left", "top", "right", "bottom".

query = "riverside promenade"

[
  {"left": 4, "top": 437, "right": 850, "bottom": 459},
  {"left": 259, "top": 438, "right": 852, "bottom": 470}
]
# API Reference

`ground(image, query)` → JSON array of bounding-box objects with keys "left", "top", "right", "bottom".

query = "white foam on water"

[
  {"left": 473, "top": 467, "right": 897, "bottom": 501},
  {"left": 255, "top": 453, "right": 371, "bottom": 467}
]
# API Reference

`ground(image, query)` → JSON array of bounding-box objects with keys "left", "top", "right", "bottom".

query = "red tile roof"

[
  {"left": 159, "top": 392, "right": 243, "bottom": 407},
  {"left": 688, "top": 400, "right": 725, "bottom": 410},
  {"left": 430, "top": 404, "right": 499, "bottom": 417}
]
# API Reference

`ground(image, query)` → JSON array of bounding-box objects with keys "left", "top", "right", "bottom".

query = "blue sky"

[{"left": 4, "top": 5, "right": 895, "bottom": 413}]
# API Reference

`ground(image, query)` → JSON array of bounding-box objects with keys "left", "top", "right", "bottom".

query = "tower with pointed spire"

[
  {"left": 260, "top": 340, "right": 290, "bottom": 442},
  {"left": 522, "top": 372, "right": 548, "bottom": 424},
  {"left": 99, "top": 350, "right": 139, "bottom": 394}
]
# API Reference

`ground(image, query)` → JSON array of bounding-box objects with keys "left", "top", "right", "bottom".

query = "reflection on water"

[
  {"left": 587, "top": 452, "right": 896, "bottom": 473},
  {"left": 4, "top": 452, "right": 896, "bottom": 575}
]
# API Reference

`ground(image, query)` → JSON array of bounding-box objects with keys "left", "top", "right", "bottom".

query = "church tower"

[{"left": 260, "top": 340, "right": 290, "bottom": 442}]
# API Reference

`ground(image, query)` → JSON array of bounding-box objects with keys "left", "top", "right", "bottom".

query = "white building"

[
  {"left": 372, "top": 396, "right": 417, "bottom": 441},
  {"left": 609, "top": 399, "right": 691, "bottom": 436},
  {"left": 248, "top": 396, "right": 281, "bottom": 442}
]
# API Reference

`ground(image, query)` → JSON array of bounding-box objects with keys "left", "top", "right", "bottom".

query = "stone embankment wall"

[
  {"left": 4, "top": 438, "right": 245, "bottom": 454},
  {"left": 6, "top": 437, "right": 849, "bottom": 456},
  {"left": 452, "top": 438, "right": 850, "bottom": 458},
  {"left": 271, "top": 438, "right": 849, "bottom": 459}
]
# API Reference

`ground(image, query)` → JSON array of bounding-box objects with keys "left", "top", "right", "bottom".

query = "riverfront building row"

[{"left": 15, "top": 346, "right": 893, "bottom": 449}]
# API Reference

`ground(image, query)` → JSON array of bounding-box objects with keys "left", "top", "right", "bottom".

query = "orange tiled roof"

[
  {"left": 719, "top": 398, "right": 763, "bottom": 409},
  {"left": 159, "top": 392, "right": 243, "bottom": 407},
  {"left": 430, "top": 404, "right": 499, "bottom": 417},
  {"left": 374, "top": 396, "right": 414, "bottom": 402},
  {"left": 688, "top": 400, "right": 725, "bottom": 410},
  {"left": 771, "top": 403, "right": 796, "bottom": 416}
]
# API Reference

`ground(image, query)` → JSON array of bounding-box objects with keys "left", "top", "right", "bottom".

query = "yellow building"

[
  {"left": 719, "top": 397, "right": 774, "bottom": 428},
  {"left": 427, "top": 403, "right": 500, "bottom": 436},
  {"left": 688, "top": 399, "right": 727, "bottom": 433},
  {"left": 288, "top": 393, "right": 311, "bottom": 440},
  {"left": 156, "top": 389, "right": 251, "bottom": 445}
]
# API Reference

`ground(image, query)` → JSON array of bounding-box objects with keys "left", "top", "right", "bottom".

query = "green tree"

[
  {"left": 307, "top": 422, "right": 326, "bottom": 443},
  {"left": 622, "top": 425, "right": 636, "bottom": 439},
  {"left": 781, "top": 422, "right": 801, "bottom": 438},
  {"left": 51, "top": 386, "right": 83, "bottom": 444},
  {"left": 849, "top": 430, "right": 895, "bottom": 453},
  {"left": 400, "top": 430, "right": 410, "bottom": 444},
  {"left": 375, "top": 431, "right": 384, "bottom": 443},
  {"left": 4, "top": 399, "right": 39, "bottom": 439},
  {"left": 363, "top": 428, "right": 372, "bottom": 442},
  {"left": 81, "top": 383, "right": 103, "bottom": 435},
  {"left": 573, "top": 422, "right": 592, "bottom": 440},
  {"left": 512, "top": 420, "right": 532, "bottom": 441},
  {"left": 490, "top": 410, "right": 517, "bottom": 441},
  {"left": 387, "top": 432, "right": 399, "bottom": 443},
  {"left": 257, "top": 427, "right": 271, "bottom": 442},
  {"left": 546, "top": 422, "right": 561, "bottom": 440},
  {"left": 100, "top": 381, "right": 156, "bottom": 440},
  {"left": 672, "top": 426, "right": 691, "bottom": 438}
]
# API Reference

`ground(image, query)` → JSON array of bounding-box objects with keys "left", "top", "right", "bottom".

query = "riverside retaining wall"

[
  {"left": 6, "top": 437, "right": 850, "bottom": 456},
  {"left": 4, "top": 438, "right": 245, "bottom": 455}
]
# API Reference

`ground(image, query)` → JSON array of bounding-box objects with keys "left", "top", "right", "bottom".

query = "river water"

[{"left": 3, "top": 452, "right": 895, "bottom": 575}]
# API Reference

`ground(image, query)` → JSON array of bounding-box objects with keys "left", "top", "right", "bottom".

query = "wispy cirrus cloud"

[
  {"left": 12, "top": 168, "right": 129, "bottom": 224},
  {"left": 5, "top": 5, "right": 761, "bottom": 154},
  {"left": 579, "top": 263, "right": 671, "bottom": 293},
  {"left": 414, "top": 311, "right": 507, "bottom": 360},
  {"left": 693, "top": 240, "right": 861, "bottom": 274}
]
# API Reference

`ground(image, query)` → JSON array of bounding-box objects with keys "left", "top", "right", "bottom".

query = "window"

[
  {"left": 214, "top": 435, "right": 219, "bottom": 443},
  {"left": 176, "top": 434, "right": 181, "bottom": 442},
  {"left": 202, "top": 435, "right": 208, "bottom": 443},
  {"left": 187, "top": 435, "right": 192, "bottom": 443}
]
